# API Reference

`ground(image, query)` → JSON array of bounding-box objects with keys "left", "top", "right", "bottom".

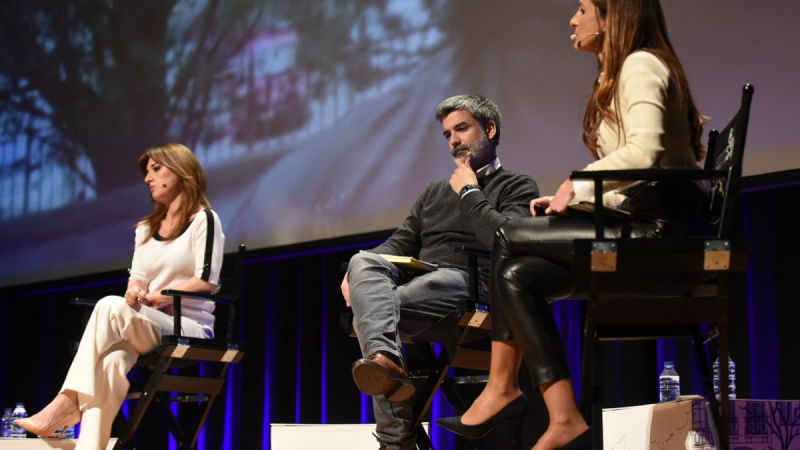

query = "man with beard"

[{"left": 341, "top": 94, "right": 539, "bottom": 449}]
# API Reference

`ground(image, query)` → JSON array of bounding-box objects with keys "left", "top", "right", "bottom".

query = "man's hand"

[
  {"left": 341, "top": 272, "right": 351, "bottom": 307},
  {"left": 450, "top": 156, "right": 479, "bottom": 194},
  {"left": 546, "top": 179, "right": 576, "bottom": 215}
]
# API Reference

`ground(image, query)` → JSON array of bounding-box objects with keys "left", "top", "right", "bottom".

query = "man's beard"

[{"left": 451, "top": 130, "right": 491, "bottom": 164}]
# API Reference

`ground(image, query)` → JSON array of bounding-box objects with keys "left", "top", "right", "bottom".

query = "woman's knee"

[
  {"left": 493, "top": 223, "right": 515, "bottom": 256},
  {"left": 499, "top": 256, "right": 575, "bottom": 302},
  {"left": 94, "top": 295, "right": 129, "bottom": 315},
  {"left": 493, "top": 218, "right": 542, "bottom": 257},
  {"left": 499, "top": 257, "right": 541, "bottom": 291},
  {"left": 102, "top": 345, "right": 137, "bottom": 375}
]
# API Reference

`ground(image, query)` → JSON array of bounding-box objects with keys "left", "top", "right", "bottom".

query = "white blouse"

[
  {"left": 128, "top": 209, "right": 226, "bottom": 330},
  {"left": 574, "top": 51, "right": 701, "bottom": 205}
]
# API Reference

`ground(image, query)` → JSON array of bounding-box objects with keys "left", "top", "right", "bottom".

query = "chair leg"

[
  {"left": 111, "top": 408, "right": 133, "bottom": 449},
  {"left": 717, "top": 318, "right": 730, "bottom": 450},
  {"left": 415, "top": 425, "right": 434, "bottom": 450},
  {"left": 691, "top": 327, "right": 715, "bottom": 403},
  {"left": 411, "top": 343, "right": 451, "bottom": 429},
  {"left": 580, "top": 298, "right": 602, "bottom": 450},
  {"left": 153, "top": 393, "right": 188, "bottom": 447},
  {"left": 591, "top": 338, "right": 603, "bottom": 450},
  {"left": 115, "top": 357, "right": 174, "bottom": 448},
  {"left": 438, "top": 377, "right": 468, "bottom": 416},
  {"left": 693, "top": 326, "right": 725, "bottom": 450},
  {"left": 184, "top": 363, "right": 229, "bottom": 447},
  {"left": 580, "top": 303, "right": 595, "bottom": 418}
]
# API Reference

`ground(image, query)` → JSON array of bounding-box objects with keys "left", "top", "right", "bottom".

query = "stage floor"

[
  {"left": 271, "top": 423, "right": 430, "bottom": 449},
  {"left": 0, "top": 438, "right": 116, "bottom": 449}
]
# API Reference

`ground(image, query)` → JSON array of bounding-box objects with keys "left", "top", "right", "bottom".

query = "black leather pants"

[{"left": 490, "top": 180, "right": 711, "bottom": 386}]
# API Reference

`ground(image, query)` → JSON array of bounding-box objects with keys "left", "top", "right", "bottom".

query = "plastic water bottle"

[
  {"left": 11, "top": 403, "right": 27, "bottom": 438},
  {"left": 659, "top": 361, "right": 680, "bottom": 402},
  {"left": 1, "top": 408, "right": 13, "bottom": 437},
  {"left": 713, "top": 354, "right": 737, "bottom": 400}
]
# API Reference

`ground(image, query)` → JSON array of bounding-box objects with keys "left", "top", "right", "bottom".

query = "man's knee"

[
  {"left": 347, "top": 252, "right": 388, "bottom": 275},
  {"left": 347, "top": 253, "right": 394, "bottom": 296}
]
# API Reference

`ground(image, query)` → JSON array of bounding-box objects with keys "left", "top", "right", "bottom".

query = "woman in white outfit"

[{"left": 15, "top": 143, "right": 225, "bottom": 450}]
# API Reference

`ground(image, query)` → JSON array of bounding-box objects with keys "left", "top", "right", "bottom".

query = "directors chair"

[
  {"left": 341, "top": 246, "right": 494, "bottom": 450},
  {"left": 570, "top": 84, "right": 753, "bottom": 450},
  {"left": 73, "top": 244, "right": 247, "bottom": 449}
]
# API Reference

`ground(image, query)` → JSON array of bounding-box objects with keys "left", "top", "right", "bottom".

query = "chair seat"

[
  {"left": 572, "top": 237, "right": 748, "bottom": 274},
  {"left": 136, "top": 336, "right": 246, "bottom": 368}
]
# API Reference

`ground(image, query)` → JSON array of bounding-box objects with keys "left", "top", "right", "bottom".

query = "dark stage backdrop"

[
  {"left": 0, "top": 0, "right": 799, "bottom": 287},
  {"left": 0, "top": 174, "right": 798, "bottom": 449}
]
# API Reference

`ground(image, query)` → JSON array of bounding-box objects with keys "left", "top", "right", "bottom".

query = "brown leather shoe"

[{"left": 352, "top": 353, "right": 415, "bottom": 402}]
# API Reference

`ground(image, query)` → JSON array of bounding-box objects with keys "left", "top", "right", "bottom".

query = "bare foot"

[
  {"left": 460, "top": 386, "right": 523, "bottom": 426},
  {"left": 26, "top": 392, "right": 79, "bottom": 430},
  {"left": 531, "top": 421, "right": 589, "bottom": 450}
]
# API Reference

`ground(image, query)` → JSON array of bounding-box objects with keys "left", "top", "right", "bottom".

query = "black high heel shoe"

[
  {"left": 435, "top": 393, "right": 528, "bottom": 439},
  {"left": 558, "top": 428, "right": 592, "bottom": 450}
]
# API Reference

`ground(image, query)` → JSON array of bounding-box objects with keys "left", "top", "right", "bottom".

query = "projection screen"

[{"left": 0, "top": 0, "right": 797, "bottom": 287}]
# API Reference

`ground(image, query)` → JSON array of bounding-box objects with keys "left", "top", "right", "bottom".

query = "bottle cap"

[
  {"left": 664, "top": 360, "right": 674, "bottom": 366},
  {"left": 15, "top": 402, "right": 23, "bottom": 407}
]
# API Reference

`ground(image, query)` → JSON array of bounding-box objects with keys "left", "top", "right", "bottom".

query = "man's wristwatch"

[{"left": 458, "top": 184, "right": 481, "bottom": 198}]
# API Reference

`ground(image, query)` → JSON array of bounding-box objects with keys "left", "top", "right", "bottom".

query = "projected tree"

[
  {"left": 426, "top": 0, "right": 563, "bottom": 91},
  {"left": 0, "top": 0, "right": 271, "bottom": 193},
  {"left": 0, "top": 0, "right": 444, "bottom": 197}
]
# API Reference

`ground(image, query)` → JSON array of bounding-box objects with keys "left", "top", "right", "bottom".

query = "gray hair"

[{"left": 434, "top": 94, "right": 501, "bottom": 146}]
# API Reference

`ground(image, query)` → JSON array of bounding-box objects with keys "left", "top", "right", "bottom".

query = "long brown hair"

[
  {"left": 582, "top": 0, "right": 705, "bottom": 162},
  {"left": 137, "top": 143, "right": 211, "bottom": 243}
]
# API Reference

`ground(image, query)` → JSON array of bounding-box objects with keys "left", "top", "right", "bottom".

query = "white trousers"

[{"left": 61, "top": 295, "right": 209, "bottom": 450}]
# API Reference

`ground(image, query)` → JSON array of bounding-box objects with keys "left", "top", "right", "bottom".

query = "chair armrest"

[
  {"left": 454, "top": 246, "right": 490, "bottom": 309},
  {"left": 455, "top": 246, "right": 491, "bottom": 259},
  {"left": 570, "top": 168, "right": 727, "bottom": 182},
  {"left": 70, "top": 297, "right": 100, "bottom": 307},
  {"left": 161, "top": 289, "right": 239, "bottom": 339},
  {"left": 569, "top": 168, "right": 726, "bottom": 239},
  {"left": 159, "top": 289, "right": 237, "bottom": 305}
]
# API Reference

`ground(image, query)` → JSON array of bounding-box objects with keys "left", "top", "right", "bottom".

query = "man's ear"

[{"left": 485, "top": 121, "right": 497, "bottom": 141}]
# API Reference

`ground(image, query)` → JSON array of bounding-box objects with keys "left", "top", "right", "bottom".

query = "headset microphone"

[{"left": 571, "top": 31, "right": 603, "bottom": 48}]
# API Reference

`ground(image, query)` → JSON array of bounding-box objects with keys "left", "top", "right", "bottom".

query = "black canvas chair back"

[
  {"left": 569, "top": 84, "right": 753, "bottom": 450},
  {"left": 73, "top": 244, "right": 247, "bottom": 450},
  {"left": 705, "top": 86, "right": 753, "bottom": 239}
]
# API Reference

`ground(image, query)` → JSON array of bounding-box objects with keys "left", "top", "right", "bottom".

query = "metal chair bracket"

[
  {"left": 591, "top": 241, "right": 618, "bottom": 272},
  {"left": 467, "top": 311, "right": 489, "bottom": 328},
  {"left": 704, "top": 240, "right": 731, "bottom": 270},
  {"left": 170, "top": 338, "right": 191, "bottom": 358},
  {"left": 221, "top": 343, "right": 241, "bottom": 363}
]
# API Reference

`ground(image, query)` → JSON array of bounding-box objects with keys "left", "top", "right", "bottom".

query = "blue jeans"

[{"left": 347, "top": 252, "right": 487, "bottom": 449}]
